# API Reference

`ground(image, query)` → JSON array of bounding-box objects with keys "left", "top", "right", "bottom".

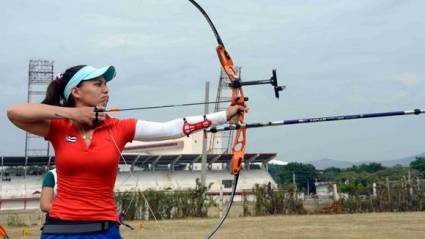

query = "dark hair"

[{"left": 42, "top": 65, "right": 86, "bottom": 107}]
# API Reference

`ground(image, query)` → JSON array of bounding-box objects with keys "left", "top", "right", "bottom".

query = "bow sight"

[{"left": 227, "top": 69, "right": 285, "bottom": 98}]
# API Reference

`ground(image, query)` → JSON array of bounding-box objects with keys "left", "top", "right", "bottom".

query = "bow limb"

[
  {"left": 187, "top": 1, "right": 246, "bottom": 238},
  {"left": 205, "top": 174, "right": 239, "bottom": 239},
  {"left": 188, "top": 0, "right": 247, "bottom": 176}
]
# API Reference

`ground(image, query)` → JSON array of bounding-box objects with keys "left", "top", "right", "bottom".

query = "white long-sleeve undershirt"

[{"left": 134, "top": 111, "right": 227, "bottom": 141}]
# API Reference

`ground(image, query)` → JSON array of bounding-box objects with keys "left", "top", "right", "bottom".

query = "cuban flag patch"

[{"left": 65, "top": 135, "right": 77, "bottom": 143}]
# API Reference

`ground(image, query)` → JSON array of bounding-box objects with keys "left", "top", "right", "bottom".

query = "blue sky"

[{"left": 1, "top": 0, "right": 425, "bottom": 163}]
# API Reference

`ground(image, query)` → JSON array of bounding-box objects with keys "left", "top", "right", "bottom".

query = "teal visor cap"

[{"left": 64, "top": 65, "right": 116, "bottom": 101}]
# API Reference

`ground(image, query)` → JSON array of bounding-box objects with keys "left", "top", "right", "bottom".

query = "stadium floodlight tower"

[{"left": 24, "top": 59, "right": 54, "bottom": 161}]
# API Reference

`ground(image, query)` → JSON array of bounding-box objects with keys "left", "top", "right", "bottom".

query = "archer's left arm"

[
  {"left": 133, "top": 111, "right": 227, "bottom": 141},
  {"left": 132, "top": 105, "right": 246, "bottom": 141}
]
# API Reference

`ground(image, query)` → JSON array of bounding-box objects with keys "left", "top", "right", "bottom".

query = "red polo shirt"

[{"left": 45, "top": 115, "right": 136, "bottom": 222}]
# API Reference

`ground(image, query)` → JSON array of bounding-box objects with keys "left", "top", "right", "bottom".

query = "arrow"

[{"left": 106, "top": 97, "right": 248, "bottom": 112}]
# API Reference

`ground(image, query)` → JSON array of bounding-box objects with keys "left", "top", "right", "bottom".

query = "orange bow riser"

[{"left": 216, "top": 44, "right": 248, "bottom": 175}]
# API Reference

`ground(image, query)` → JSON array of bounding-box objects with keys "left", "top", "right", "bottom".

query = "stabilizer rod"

[{"left": 208, "top": 108, "right": 425, "bottom": 133}]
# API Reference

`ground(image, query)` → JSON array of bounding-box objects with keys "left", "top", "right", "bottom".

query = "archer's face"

[{"left": 72, "top": 76, "right": 109, "bottom": 107}]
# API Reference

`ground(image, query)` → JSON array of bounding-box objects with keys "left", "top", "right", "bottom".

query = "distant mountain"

[
  {"left": 377, "top": 152, "right": 425, "bottom": 167},
  {"left": 307, "top": 158, "right": 354, "bottom": 170},
  {"left": 307, "top": 153, "right": 425, "bottom": 170}
]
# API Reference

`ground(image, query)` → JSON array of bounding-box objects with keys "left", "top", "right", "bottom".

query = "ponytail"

[
  {"left": 41, "top": 79, "right": 63, "bottom": 106},
  {"left": 41, "top": 65, "right": 86, "bottom": 107}
]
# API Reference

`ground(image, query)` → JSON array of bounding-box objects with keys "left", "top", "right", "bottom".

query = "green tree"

[
  {"left": 346, "top": 163, "right": 385, "bottom": 173},
  {"left": 319, "top": 167, "right": 342, "bottom": 181},
  {"left": 358, "top": 162, "right": 385, "bottom": 173},
  {"left": 410, "top": 157, "right": 425, "bottom": 175},
  {"left": 269, "top": 162, "right": 318, "bottom": 193}
]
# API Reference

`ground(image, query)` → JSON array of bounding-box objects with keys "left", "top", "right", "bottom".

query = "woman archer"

[{"left": 7, "top": 65, "right": 245, "bottom": 239}]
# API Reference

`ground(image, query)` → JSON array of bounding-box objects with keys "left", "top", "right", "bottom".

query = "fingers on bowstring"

[
  {"left": 93, "top": 106, "right": 107, "bottom": 125},
  {"left": 96, "top": 106, "right": 106, "bottom": 112}
]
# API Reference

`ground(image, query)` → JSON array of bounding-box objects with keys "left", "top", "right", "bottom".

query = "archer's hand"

[
  {"left": 70, "top": 106, "right": 106, "bottom": 126},
  {"left": 225, "top": 105, "right": 248, "bottom": 123}
]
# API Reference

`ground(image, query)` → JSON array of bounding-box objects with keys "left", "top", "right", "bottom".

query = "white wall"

[{"left": 1, "top": 169, "right": 277, "bottom": 211}]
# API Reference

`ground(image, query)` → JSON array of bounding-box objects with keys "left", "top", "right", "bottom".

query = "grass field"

[{"left": 2, "top": 211, "right": 425, "bottom": 239}]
